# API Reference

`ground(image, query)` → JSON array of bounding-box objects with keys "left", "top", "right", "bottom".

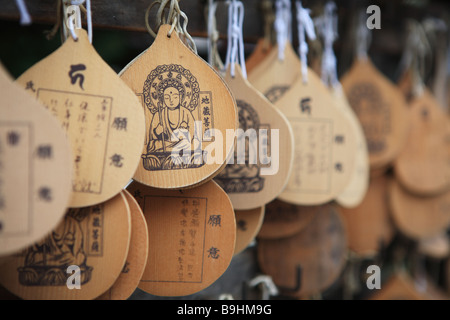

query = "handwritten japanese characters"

[
  {"left": 16, "top": 29, "right": 145, "bottom": 207},
  {"left": 0, "top": 67, "right": 72, "bottom": 257},
  {"left": 127, "top": 179, "right": 235, "bottom": 297},
  {"left": 0, "top": 192, "right": 131, "bottom": 300}
]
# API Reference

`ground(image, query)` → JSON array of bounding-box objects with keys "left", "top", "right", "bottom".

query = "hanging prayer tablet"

[
  {"left": 214, "top": 66, "right": 294, "bottom": 210},
  {"left": 246, "top": 39, "right": 273, "bottom": 74},
  {"left": 15, "top": 29, "right": 146, "bottom": 208},
  {"left": 234, "top": 206, "right": 265, "bottom": 256},
  {"left": 257, "top": 203, "right": 347, "bottom": 298},
  {"left": 0, "top": 66, "right": 72, "bottom": 257},
  {"left": 120, "top": 24, "right": 237, "bottom": 189},
  {"left": 389, "top": 178, "right": 450, "bottom": 240},
  {"left": 331, "top": 86, "right": 369, "bottom": 208},
  {"left": 341, "top": 58, "right": 410, "bottom": 170},
  {"left": 393, "top": 89, "right": 450, "bottom": 196},
  {"left": 126, "top": 179, "right": 236, "bottom": 297},
  {"left": 274, "top": 68, "right": 357, "bottom": 205},
  {"left": 0, "top": 191, "right": 132, "bottom": 300},
  {"left": 96, "top": 189, "right": 148, "bottom": 300},
  {"left": 340, "top": 174, "right": 394, "bottom": 257}
]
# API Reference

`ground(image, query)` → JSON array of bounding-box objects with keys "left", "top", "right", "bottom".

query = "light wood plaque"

[
  {"left": 393, "top": 89, "right": 450, "bottom": 196},
  {"left": 389, "top": 178, "right": 450, "bottom": 240},
  {"left": 257, "top": 203, "right": 348, "bottom": 298},
  {"left": 214, "top": 66, "right": 294, "bottom": 210},
  {"left": 15, "top": 29, "right": 146, "bottom": 208},
  {"left": 331, "top": 86, "right": 369, "bottom": 208},
  {"left": 0, "top": 191, "right": 132, "bottom": 300},
  {"left": 120, "top": 25, "right": 237, "bottom": 189},
  {"left": 339, "top": 174, "right": 395, "bottom": 258},
  {"left": 126, "top": 179, "right": 236, "bottom": 297},
  {"left": 274, "top": 68, "right": 357, "bottom": 205},
  {"left": 0, "top": 66, "right": 72, "bottom": 257},
  {"left": 96, "top": 189, "right": 149, "bottom": 300},
  {"left": 341, "top": 58, "right": 410, "bottom": 170}
]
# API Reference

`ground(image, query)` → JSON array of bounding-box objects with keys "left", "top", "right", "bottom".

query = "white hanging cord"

[
  {"left": 274, "top": 0, "right": 291, "bottom": 61},
  {"left": 248, "top": 275, "right": 279, "bottom": 300},
  {"left": 62, "top": 0, "right": 93, "bottom": 43},
  {"left": 355, "top": 9, "right": 371, "bottom": 60},
  {"left": 295, "top": 1, "right": 316, "bottom": 84},
  {"left": 315, "top": 1, "right": 339, "bottom": 89},
  {"left": 14, "top": 0, "right": 31, "bottom": 25},
  {"left": 224, "top": 0, "right": 246, "bottom": 79}
]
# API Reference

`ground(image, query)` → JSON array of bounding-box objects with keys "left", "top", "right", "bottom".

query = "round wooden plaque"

[
  {"left": 96, "top": 189, "right": 148, "bottom": 300},
  {"left": 120, "top": 25, "right": 237, "bottom": 190},
  {"left": 234, "top": 206, "right": 265, "bottom": 256},
  {"left": 393, "top": 88, "right": 450, "bottom": 196},
  {"left": 331, "top": 86, "right": 369, "bottom": 208},
  {"left": 15, "top": 29, "right": 146, "bottom": 208},
  {"left": 389, "top": 178, "right": 450, "bottom": 240},
  {"left": 0, "top": 66, "right": 72, "bottom": 257},
  {"left": 0, "top": 191, "right": 131, "bottom": 300},
  {"left": 341, "top": 58, "right": 410, "bottom": 170},
  {"left": 257, "top": 199, "right": 318, "bottom": 240},
  {"left": 339, "top": 174, "right": 395, "bottom": 257},
  {"left": 274, "top": 68, "right": 357, "bottom": 205},
  {"left": 214, "top": 66, "right": 294, "bottom": 210},
  {"left": 126, "top": 179, "right": 236, "bottom": 297},
  {"left": 257, "top": 203, "right": 348, "bottom": 298}
]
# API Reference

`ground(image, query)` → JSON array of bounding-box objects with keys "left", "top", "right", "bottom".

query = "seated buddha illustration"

[
  {"left": 142, "top": 65, "right": 205, "bottom": 171},
  {"left": 18, "top": 209, "right": 92, "bottom": 286},
  {"left": 215, "top": 100, "right": 265, "bottom": 193}
]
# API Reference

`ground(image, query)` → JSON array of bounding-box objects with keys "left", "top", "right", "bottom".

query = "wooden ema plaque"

[
  {"left": 340, "top": 58, "right": 410, "bottom": 170},
  {"left": 331, "top": 86, "right": 369, "bottom": 208},
  {"left": 257, "top": 203, "right": 347, "bottom": 298},
  {"left": 214, "top": 66, "right": 294, "bottom": 210},
  {"left": 257, "top": 199, "right": 318, "bottom": 240},
  {"left": 393, "top": 88, "right": 450, "bottom": 196},
  {"left": 0, "top": 192, "right": 131, "bottom": 300},
  {"left": 248, "top": 43, "right": 300, "bottom": 105},
  {"left": 120, "top": 25, "right": 237, "bottom": 189},
  {"left": 339, "top": 174, "right": 394, "bottom": 257},
  {"left": 96, "top": 189, "right": 148, "bottom": 300},
  {"left": 0, "top": 66, "right": 72, "bottom": 257},
  {"left": 15, "top": 29, "right": 146, "bottom": 208},
  {"left": 234, "top": 206, "right": 265, "bottom": 256},
  {"left": 245, "top": 39, "right": 273, "bottom": 75},
  {"left": 126, "top": 179, "right": 236, "bottom": 297},
  {"left": 274, "top": 68, "right": 357, "bottom": 205},
  {"left": 389, "top": 178, "right": 450, "bottom": 240}
]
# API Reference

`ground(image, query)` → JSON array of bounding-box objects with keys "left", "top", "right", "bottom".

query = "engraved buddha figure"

[{"left": 145, "top": 78, "right": 200, "bottom": 169}]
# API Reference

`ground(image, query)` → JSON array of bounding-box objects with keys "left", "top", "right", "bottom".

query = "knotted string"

[
  {"left": 145, "top": 0, "right": 197, "bottom": 54},
  {"left": 206, "top": 0, "right": 224, "bottom": 70},
  {"left": 296, "top": 1, "right": 316, "bottom": 84},
  {"left": 274, "top": 0, "right": 291, "bottom": 61},
  {"left": 60, "top": 0, "right": 93, "bottom": 43},
  {"left": 315, "top": 1, "right": 339, "bottom": 89},
  {"left": 355, "top": 9, "right": 371, "bottom": 61},
  {"left": 14, "top": 0, "right": 31, "bottom": 25},
  {"left": 224, "top": 0, "right": 246, "bottom": 78}
]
